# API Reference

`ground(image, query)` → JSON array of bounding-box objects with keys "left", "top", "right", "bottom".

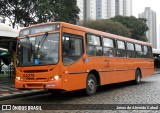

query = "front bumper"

[{"left": 15, "top": 79, "right": 63, "bottom": 90}]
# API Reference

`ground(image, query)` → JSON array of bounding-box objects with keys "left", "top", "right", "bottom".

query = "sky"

[{"left": 132, "top": 0, "right": 160, "bottom": 49}]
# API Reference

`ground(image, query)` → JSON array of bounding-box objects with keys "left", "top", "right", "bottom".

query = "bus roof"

[{"left": 20, "top": 22, "right": 152, "bottom": 46}]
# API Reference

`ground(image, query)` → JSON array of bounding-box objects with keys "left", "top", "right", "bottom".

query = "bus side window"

[
  {"left": 103, "top": 37, "right": 116, "bottom": 57},
  {"left": 143, "top": 45, "right": 149, "bottom": 58},
  {"left": 116, "top": 40, "right": 126, "bottom": 58},
  {"left": 126, "top": 42, "right": 135, "bottom": 58},
  {"left": 135, "top": 44, "right": 143, "bottom": 58},
  {"left": 148, "top": 46, "right": 153, "bottom": 59},
  {"left": 86, "top": 34, "right": 102, "bottom": 56}
]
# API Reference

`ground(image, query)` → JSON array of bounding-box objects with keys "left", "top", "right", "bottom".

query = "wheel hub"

[{"left": 88, "top": 79, "right": 95, "bottom": 91}]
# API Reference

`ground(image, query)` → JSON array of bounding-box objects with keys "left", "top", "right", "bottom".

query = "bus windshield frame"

[{"left": 17, "top": 32, "right": 60, "bottom": 67}]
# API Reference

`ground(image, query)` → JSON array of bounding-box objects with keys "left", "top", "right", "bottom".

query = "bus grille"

[
  {"left": 25, "top": 78, "right": 47, "bottom": 81},
  {"left": 23, "top": 70, "right": 48, "bottom": 73}
]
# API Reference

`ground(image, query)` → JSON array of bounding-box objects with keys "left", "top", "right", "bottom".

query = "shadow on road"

[{"left": 17, "top": 79, "right": 154, "bottom": 104}]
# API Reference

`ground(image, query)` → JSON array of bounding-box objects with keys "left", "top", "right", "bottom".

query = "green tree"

[
  {"left": 36, "top": 0, "right": 80, "bottom": 24},
  {"left": 0, "top": 0, "right": 35, "bottom": 28},
  {"left": 0, "top": 0, "right": 80, "bottom": 28},
  {"left": 51, "top": 0, "right": 80, "bottom": 24},
  {"left": 34, "top": 0, "right": 54, "bottom": 23},
  {"left": 111, "top": 16, "right": 148, "bottom": 41},
  {"left": 83, "top": 19, "right": 131, "bottom": 37}
]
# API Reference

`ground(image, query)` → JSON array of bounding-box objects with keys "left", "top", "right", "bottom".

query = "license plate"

[{"left": 24, "top": 74, "right": 34, "bottom": 79}]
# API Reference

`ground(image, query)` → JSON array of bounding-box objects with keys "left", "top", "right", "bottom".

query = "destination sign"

[{"left": 19, "top": 24, "right": 60, "bottom": 36}]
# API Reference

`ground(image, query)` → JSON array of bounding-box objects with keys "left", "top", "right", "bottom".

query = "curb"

[{"left": 0, "top": 90, "right": 49, "bottom": 101}]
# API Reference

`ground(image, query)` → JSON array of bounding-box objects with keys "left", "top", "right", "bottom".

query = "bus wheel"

[
  {"left": 135, "top": 69, "right": 141, "bottom": 85},
  {"left": 86, "top": 74, "right": 97, "bottom": 96}
]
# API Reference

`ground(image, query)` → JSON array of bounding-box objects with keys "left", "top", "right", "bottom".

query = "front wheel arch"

[{"left": 88, "top": 69, "right": 100, "bottom": 86}]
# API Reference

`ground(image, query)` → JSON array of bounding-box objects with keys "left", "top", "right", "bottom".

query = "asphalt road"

[{"left": 1, "top": 74, "right": 160, "bottom": 113}]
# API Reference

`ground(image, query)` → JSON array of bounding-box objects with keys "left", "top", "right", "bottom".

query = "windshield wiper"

[{"left": 37, "top": 32, "right": 48, "bottom": 52}]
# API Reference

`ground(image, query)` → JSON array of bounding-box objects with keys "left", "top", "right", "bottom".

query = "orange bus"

[{"left": 15, "top": 22, "right": 154, "bottom": 95}]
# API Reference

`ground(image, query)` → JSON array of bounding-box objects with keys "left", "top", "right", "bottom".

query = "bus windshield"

[{"left": 17, "top": 33, "right": 59, "bottom": 66}]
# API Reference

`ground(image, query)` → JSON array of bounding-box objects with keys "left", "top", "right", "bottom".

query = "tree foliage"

[
  {"left": 0, "top": 0, "right": 80, "bottom": 28},
  {"left": 111, "top": 16, "right": 149, "bottom": 42},
  {"left": 35, "top": 0, "right": 80, "bottom": 24},
  {"left": 52, "top": 0, "right": 80, "bottom": 23},
  {"left": 83, "top": 19, "right": 131, "bottom": 37},
  {"left": 0, "top": 0, "right": 35, "bottom": 28},
  {"left": 34, "top": 0, "right": 55, "bottom": 24}
]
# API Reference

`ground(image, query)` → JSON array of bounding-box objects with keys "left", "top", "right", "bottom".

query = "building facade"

[
  {"left": 77, "top": 0, "right": 132, "bottom": 20},
  {"left": 77, "top": 0, "right": 84, "bottom": 21},
  {"left": 107, "top": 0, "right": 116, "bottom": 19},
  {"left": 123, "top": 0, "right": 132, "bottom": 16},
  {"left": 115, "top": 0, "right": 124, "bottom": 16},
  {"left": 96, "top": 0, "right": 107, "bottom": 19},
  {"left": 139, "top": 7, "right": 157, "bottom": 48},
  {"left": 84, "top": 0, "right": 96, "bottom": 20}
]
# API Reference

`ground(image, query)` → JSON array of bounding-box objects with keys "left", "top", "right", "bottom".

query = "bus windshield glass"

[{"left": 17, "top": 33, "right": 59, "bottom": 66}]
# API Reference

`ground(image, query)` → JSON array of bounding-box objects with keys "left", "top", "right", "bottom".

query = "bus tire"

[
  {"left": 86, "top": 73, "right": 97, "bottom": 96},
  {"left": 135, "top": 69, "right": 141, "bottom": 85}
]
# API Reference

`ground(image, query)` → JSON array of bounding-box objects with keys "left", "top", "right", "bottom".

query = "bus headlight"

[
  {"left": 50, "top": 75, "right": 61, "bottom": 81},
  {"left": 16, "top": 76, "right": 23, "bottom": 81}
]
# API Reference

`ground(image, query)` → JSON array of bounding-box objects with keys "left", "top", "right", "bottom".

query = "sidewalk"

[{"left": 0, "top": 76, "right": 48, "bottom": 101}]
